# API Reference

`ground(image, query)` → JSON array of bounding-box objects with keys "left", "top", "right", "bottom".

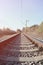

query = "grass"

[{"left": 37, "top": 22, "right": 43, "bottom": 33}]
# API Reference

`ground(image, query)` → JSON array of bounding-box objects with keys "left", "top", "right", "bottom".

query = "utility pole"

[{"left": 26, "top": 20, "right": 29, "bottom": 33}]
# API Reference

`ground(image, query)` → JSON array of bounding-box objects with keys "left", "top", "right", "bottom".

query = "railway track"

[{"left": 0, "top": 33, "right": 43, "bottom": 65}]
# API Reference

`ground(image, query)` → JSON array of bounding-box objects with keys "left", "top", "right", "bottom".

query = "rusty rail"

[
  {"left": 0, "top": 33, "right": 21, "bottom": 49},
  {"left": 24, "top": 33, "right": 43, "bottom": 47}
]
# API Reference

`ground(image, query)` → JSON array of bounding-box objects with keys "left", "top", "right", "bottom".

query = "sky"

[{"left": 0, "top": 0, "right": 43, "bottom": 30}]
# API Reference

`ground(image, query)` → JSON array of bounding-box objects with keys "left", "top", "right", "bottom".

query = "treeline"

[
  {"left": 0, "top": 28, "right": 16, "bottom": 37},
  {"left": 23, "top": 22, "right": 43, "bottom": 33}
]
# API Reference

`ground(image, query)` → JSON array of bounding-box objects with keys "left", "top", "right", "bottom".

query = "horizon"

[
  {"left": 0, "top": 0, "right": 43, "bottom": 30},
  {"left": 0, "top": 22, "right": 42, "bottom": 31}
]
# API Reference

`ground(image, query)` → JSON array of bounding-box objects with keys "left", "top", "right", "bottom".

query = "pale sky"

[{"left": 0, "top": 0, "right": 43, "bottom": 30}]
